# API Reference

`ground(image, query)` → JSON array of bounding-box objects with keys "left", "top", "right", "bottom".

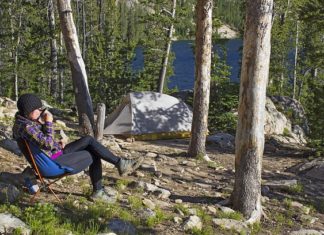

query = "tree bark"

[
  {"left": 158, "top": 0, "right": 177, "bottom": 93},
  {"left": 188, "top": 0, "right": 212, "bottom": 158},
  {"left": 48, "top": 0, "right": 58, "bottom": 99},
  {"left": 57, "top": 0, "right": 95, "bottom": 127},
  {"left": 292, "top": 20, "right": 299, "bottom": 99},
  {"left": 95, "top": 103, "right": 106, "bottom": 141},
  {"left": 232, "top": 0, "right": 273, "bottom": 223},
  {"left": 58, "top": 32, "right": 64, "bottom": 104}
]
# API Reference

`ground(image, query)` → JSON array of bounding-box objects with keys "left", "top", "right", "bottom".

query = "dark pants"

[{"left": 53, "top": 135, "right": 120, "bottom": 191}]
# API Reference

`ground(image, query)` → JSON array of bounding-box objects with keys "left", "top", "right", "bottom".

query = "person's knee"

[{"left": 82, "top": 135, "right": 94, "bottom": 143}]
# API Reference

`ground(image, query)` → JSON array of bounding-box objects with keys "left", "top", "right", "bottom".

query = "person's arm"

[{"left": 24, "top": 122, "right": 58, "bottom": 150}]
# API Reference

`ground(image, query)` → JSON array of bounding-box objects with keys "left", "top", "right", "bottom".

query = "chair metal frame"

[{"left": 23, "top": 140, "right": 70, "bottom": 203}]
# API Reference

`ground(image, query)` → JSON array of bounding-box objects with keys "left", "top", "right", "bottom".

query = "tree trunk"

[
  {"left": 48, "top": 0, "right": 58, "bottom": 99},
  {"left": 58, "top": 32, "right": 64, "bottom": 104},
  {"left": 57, "top": 0, "right": 95, "bottom": 127},
  {"left": 158, "top": 0, "right": 177, "bottom": 93},
  {"left": 292, "top": 20, "right": 299, "bottom": 99},
  {"left": 188, "top": 0, "right": 212, "bottom": 158},
  {"left": 82, "top": 0, "right": 86, "bottom": 58},
  {"left": 232, "top": 0, "right": 273, "bottom": 223}
]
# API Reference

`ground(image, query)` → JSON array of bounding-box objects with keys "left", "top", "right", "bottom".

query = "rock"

[
  {"left": 139, "top": 163, "right": 157, "bottom": 173},
  {"left": 0, "top": 172, "right": 25, "bottom": 187},
  {"left": 212, "top": 218, "right": 248, "bottom": 234},
  {"left": 101, "top": 139, "right": 122, "bottom": 153},
  {"left": 175, "top": 199, "right": 183, "bottom": 204},
  {"left": 265, "top": 97, "right": 291, "bottom": 136},
  {"left": 207, "top": 133, "right": 235, "bottom": 149},
  {"left": 154, "top": 171, "right": 163, "bottom": 178},
  {"left": 300, "top": 215, "right": 318, "bottom": 224},
  {"left": 0, "top": 139, "right": 21, "bottom": 156},
  {"left": 207, "top": 206, "right": 217, "bottom": 214},
  {"left": 173, "top": 216, "right": 182, "bottom": 224},
  {"left": 188, "top": 208, "right": 197, "bottom": 215},
  {"left": 263, "top": 179, "right": 298, "bottom": 190},
  {"left": 130, "top": 181, "right": 171, "bottom": 199},
  {"left": 1, "top": 97, "right": 16, "bottom": 109},
  {"left": 134, "top": 171, "right": 145, "bottom": 177},
  {"left": 0, "top": 182, "right": 20, "bottom": 203},
  {"left": 145, "top": 152, "right": 157, "bottom": 158},
  {"left": 269, "top": 96, "right": 309, "bottom": 134},
  {"left": 290, "top": 229, "right": 322, "bottom": 235},
  {"left": 181, "top": 161, "right": 197, "bottom": 167},
  {"left": 106, "top": 219, "right": 136, "bottom": 235},
  {"left": 142, "top": 198, "right": 156, "bottom": 210},
  {"left": 217, "top": 24, "right": 239, "bottom": 39},
  {"left": 218, "top": 206, "right": 235, "bottom": 213},
  {"left": 139, "top": 208, "right": 156, "bottom": 220},
  {"left": 291, "top": 201, "right": 311, "bottom": 214},
  {"left": 183, "top": 215, "right": 202, "bottom": 231},
  {"left": 0, "top": 213, "right": 30, "bottom": 234}
]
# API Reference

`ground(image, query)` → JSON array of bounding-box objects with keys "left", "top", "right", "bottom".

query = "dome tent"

[{"left": 103, "top": 91, "right": 193, "bottom": 140}]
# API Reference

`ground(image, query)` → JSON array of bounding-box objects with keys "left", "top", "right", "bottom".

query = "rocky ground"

[{"left": 0, "top": 97, "right": 323, "bottom": 234}]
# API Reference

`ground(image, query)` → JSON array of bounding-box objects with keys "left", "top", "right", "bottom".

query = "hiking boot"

[
  {"left": 117, "top": 156, "right": 144, "bottom": 176},
  {"left": 90, "top": 187, "right": 117, "bottom": 203}
]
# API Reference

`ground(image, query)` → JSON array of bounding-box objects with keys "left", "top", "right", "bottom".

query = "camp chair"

[{"left": 17, "top": 138, "right": 92, "bottom": 203}]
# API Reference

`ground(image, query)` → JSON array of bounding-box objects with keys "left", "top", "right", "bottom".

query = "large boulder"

[
  {"left": 265, "top": 97, "right": 307, "bottom": 145},
  {"left": 0, "top": 182, "right": 20, "bottom": 203},
  {"left": 0, "top": 213, "right": 30, "bottom": 235},
  {"left": 269, "top": 96, "right": 309, "bottom": 134},
  {"left": 265, "top": 97, "right": 291, "bottom": 135}
]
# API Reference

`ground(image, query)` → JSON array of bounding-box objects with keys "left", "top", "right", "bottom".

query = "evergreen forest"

[{"left": 0, "top": 0, "right": 323, "bottom": 146}]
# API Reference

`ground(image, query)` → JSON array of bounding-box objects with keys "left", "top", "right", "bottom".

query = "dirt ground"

[{"left": 1, "top": 136, "right": 324, "bottom": 234}]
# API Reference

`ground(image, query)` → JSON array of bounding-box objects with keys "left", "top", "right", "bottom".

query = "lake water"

[{"left": 133, "top": 39, "right": 243, "bottom": 91}]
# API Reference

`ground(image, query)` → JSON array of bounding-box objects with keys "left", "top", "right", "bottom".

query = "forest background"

[{"left": 0, "top": 0, "right": 323, "bottom": 146}]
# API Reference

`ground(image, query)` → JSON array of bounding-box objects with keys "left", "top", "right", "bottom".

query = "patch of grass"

[
  {"left": 249, "top": 222, "right": 262, "bottom": 235},
  {"left": 115, "top": 179, "right": 130, "bottom": 191},
  {"left": 191, "top": 226, "right": 214, "bottom": 235},
  {"left": 283, "top": 127, "right": 291, "bottom": 137},
  {"left": 207, "top": 161, "right": 222, "bottom": 170},
  {"left": 287, "top": 182, "right": 304, "bottom": 194},
  {"left": 146, "top": 208, "right": 170, "bottom": 228},
  {"left": 0, "top": 204, "right": 22, "bottom": 217},
  {"left": 216, "top": 210, "right": 243, "bottom": 221},
  {"left": 174, "top": 204, "right": 190, "bottom": 216},
  {"left": 128, "top": 195, "right": 143, "bottom": 210}
]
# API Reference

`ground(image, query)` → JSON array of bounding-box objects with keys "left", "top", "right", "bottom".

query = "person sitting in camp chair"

[{"left": 13, "top": 93, "right": 143, "bottom": 202}]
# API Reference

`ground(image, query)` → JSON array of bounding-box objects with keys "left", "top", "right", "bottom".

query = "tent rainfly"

[{"left": 104, "top": 91, "right": 193, "bottom": 140}]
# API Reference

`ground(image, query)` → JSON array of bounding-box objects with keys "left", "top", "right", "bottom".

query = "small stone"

[
  {"left": 134, "top": 171, "right": 145, "bottom": 177},
  {"left": 175, "top": 199, "right": 183, "bottom": 204},
  {"left": 142, "top": 198, "right": 156, "bottom": 210},
  {"left": 218, "top": 206, "right": 235, "bottom": 213},
  {"left": 106, "top": 219, "right": 136, "bottom": 235},
  {"left": 140, "top": 208, "right": 156, "bottom": 220},
  {"left": 183, "top": 216, "right": 202, "bottom": 231},
  {"left": 175, "top": 208, "right": 185, "bottom": 216},
  {"left": 212, "top": 218, "right": 248, "bottom": 234},
  {"left": 154, "top": 171, "right": 163, "bottom": 178},
  {"left": 145, "top": 152, "right": 157, "bottom": 158},
  {"left": 173, "top": 216, "right": 182, "bottom": 224},
  {"left": 300, "top": 215, "right": 318, "bottom": 224},
  {"left": 188, "top": 208, "right": 197, "bottom": 215},
  {"left": 207, "top": 206, "right": 217, "bottom": 214}
]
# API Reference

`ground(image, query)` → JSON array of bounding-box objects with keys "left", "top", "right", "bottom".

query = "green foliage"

[
  {"left": 128, "top": 195, "right": 143, "bottom": 210},
  {"left": 209, "top": 44, "right": 239, "bottom": 134},
  {"left": 146, "top": 208, "right": 169, "bottom": 227},
  {"left": 216, "top": 210, "right": 243, "bottom": 221}
]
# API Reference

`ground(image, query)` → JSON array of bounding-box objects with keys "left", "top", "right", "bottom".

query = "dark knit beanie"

[{"left": 17, "top": 94, "right": 43, "bottom": 117}]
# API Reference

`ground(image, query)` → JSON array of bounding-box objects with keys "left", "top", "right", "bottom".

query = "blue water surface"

[{"left": 133, "top": 39, "right": 243, "bottom": 91}]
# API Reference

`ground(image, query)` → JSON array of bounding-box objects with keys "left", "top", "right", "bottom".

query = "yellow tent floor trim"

[{"left": 128, "top": 131, "right": 191, "bottom": 141}]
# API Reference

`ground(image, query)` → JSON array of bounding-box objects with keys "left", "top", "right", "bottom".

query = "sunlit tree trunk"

[
  {"left": 232, "top": 0, "right": 273, "bottom": 223},
  {"left": 158, "top": 0, "right": 177, "bottom": 93},
  {"left": 48, "top": 0, "right": 58, "bottom": 99},
  {"left": 292, "top": 20, "right": 299, "bottom": 99},
  {"left": 188, "top": 0, "right": 212, "bottom": 158},
  {"left": 57, "top": 0, "right": 95, "bottom": 127}
]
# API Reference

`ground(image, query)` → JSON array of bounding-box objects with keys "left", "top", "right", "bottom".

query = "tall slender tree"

[
  {"left": 188, "top": 0, "right": 213, "bottom": 158},
  {"left": 232, "top": 0, "right": 273, "bottom": 222},
  {"left": 57, "top": 0, "right": 95, "bottom": 127}
]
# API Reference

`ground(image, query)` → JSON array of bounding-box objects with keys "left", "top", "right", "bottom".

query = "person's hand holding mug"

[{"left": 43, "top": 110, "right": 53, "bottom": 123}]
